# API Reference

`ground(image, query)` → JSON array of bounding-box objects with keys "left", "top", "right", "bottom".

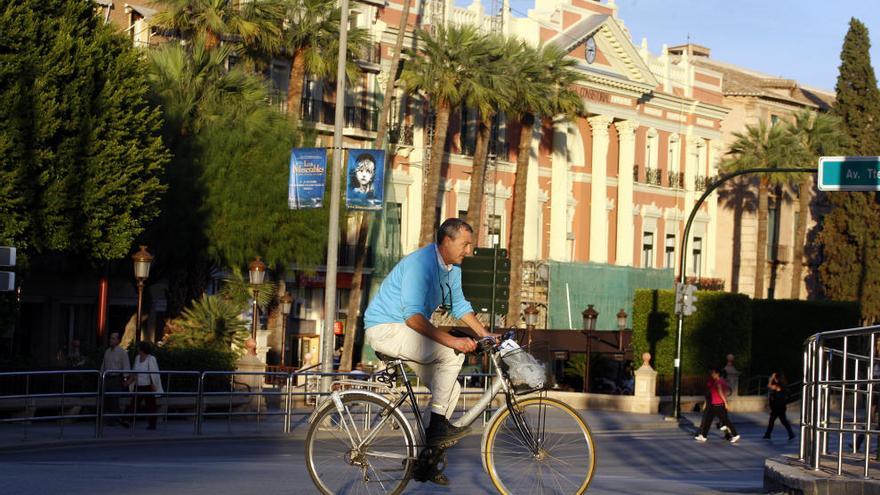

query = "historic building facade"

[{"left": 669, "top": 43, "right": 835, "bottom": 299}]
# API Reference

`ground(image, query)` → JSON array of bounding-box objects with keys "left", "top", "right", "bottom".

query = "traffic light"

[
  {"left": 674, "top": 283, "right": 698, "bottom": 316},
  {"left": 0, "top": 246, "right": 15, "bottom": 292}
]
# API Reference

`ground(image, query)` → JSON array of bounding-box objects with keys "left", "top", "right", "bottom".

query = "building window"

[
  {"left": 665, "top": 234, "right": 676, "bottom": 269},
  {"left": 642, "top": 232, "right": 654, "bottom": 268},
  {"left": 771, "top": 114, "right": 779, "bottom": 126},
  {"left": 488, "top": 214, "right": 502, "bottom": 248},
  {"left": 768, "top": 206, "right": 780, "bottom": 260},
  {"left": 385, "top": 203, "right": 402, "bottom": 260},
  {"left": 692, "top": 237, "right": 703, "bottom": 279}
]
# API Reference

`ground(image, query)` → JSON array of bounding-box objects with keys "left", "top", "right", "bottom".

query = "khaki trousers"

[{"left": 366, "top": 323, "right": 464, "bottom": 417}]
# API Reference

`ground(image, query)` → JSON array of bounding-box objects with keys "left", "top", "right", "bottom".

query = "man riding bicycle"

[{"left": 364, "top": 218, "right": 493, "bottom": 455}]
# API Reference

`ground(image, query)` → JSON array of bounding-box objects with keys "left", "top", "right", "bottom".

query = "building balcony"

[
  {"left": 356, "top": 42, "right": 382, "bottom": 72},
  {"left": 695, "top": 175, "right": 711, "bottom": 191},
  {"left": 389, "top": 123, "right": 414, "bottom": 146},
  {"left": 300, "top": 98, "right": 378, "bottom": 132},
  {"left": 645, "top": 167, "right": 662, "bottom": 186},
  {"left": 633, "top": 164, "right": 640, "bottom": 183},
  {"left": 668, "top": 171, "right": 685, "bottom": 189}
]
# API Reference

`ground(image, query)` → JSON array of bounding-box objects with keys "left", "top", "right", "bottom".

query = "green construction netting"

[{"left": 548, "top": 261, "right": 673, "bottom": 331}]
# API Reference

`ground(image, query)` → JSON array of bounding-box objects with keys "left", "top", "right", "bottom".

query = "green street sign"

[{"left": 818, "top": 156, "right": 880, "bottom": 191}]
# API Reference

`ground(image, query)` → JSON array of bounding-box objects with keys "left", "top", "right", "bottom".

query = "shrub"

[
  {"left": 750, "top": 299, "right": 860, "bottom": 384},
  {"left": 631, "top": 289, "right": 751, "bottom": 377}
]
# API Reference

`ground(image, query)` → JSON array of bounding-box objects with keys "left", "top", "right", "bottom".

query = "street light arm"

[{"left": 670, "top": 165, "right": 816, "bottom": 420}]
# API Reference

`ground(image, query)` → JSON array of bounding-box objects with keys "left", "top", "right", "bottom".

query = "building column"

[
  {"left": 706, "top": 142, "right": 721, "bottom": 276},
  {"left": 615, "top": 120, "right": 637, "bottom": 266},
  {"left": 588, "top": 115, "right": 612, "bottom": 263},
  {"left": 549, "top": 120, "right": 569, "bottom": 261},
  {"left": 523, "top": 124, "right": 542, "bottom": 260}
]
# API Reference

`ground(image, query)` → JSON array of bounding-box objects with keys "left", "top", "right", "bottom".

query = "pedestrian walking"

[
  {"left": 124, "top": 341, "right": 163, "bottom": 430},
  {"left": 763, "top": 372, "right": 795, "bottom": 440},
  {"left": 100, "top": 332, "right": 130, "bottom": 425},
  {"left": 695, "top": 367, "right": 740, "bottom": 443}
]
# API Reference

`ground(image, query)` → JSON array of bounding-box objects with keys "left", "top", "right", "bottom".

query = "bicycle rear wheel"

[
  {"left": 305, "top": 392, "right": 416, "bottom": 495},
  {"left": 484, "top": 396, "right": 596, "bottom": 494}
]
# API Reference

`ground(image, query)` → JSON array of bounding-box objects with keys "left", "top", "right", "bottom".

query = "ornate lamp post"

[
  {"left": 131, "top": 246, "right": 153, "bottom": 343},
  {"left": 280, "top": 293, "right": 293, "bottom": 366},
  {"left": 581, "top": 305, "right": 598, "bottom": 393},
  {"left": 524, "top": 303, "right": 539, "bottom": 348},
  {"left": 617, "top": 308, "right": 628, "bottom": 330},
  {"left": 248, "top": 257, "right": 266, "bottom": 339}
]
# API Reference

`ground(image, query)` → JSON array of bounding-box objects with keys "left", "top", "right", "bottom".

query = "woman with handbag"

[{"left": 124, "top": 341, "right": 163, "bottom": 430}]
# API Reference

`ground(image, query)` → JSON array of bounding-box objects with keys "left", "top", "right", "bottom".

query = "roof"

[
  {"left": 124, "top": 2, "right": 158, "bottom": 20},
  {"left": 686, "top": 56, "right": 835, "bottom": 110}
]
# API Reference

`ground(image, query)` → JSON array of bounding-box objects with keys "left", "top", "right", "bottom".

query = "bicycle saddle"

[{"left": 374, "top": 351, "right": 397, "bottom": 363}]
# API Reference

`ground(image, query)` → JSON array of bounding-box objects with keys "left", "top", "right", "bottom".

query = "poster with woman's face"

[{"left": 345, "top": 149, "right": 385, "bottom": 210}]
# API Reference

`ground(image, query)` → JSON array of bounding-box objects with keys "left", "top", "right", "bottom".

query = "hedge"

[
  {"left": 632, "top": 289, "right": 862, "bottom": 390},
  {"left": 750, "top": 299, "right": 860, "bottom": 384},
  {"left": 631, "top": 289, "right": 751, "bottom": 376},
  {"left": 127, "top": 345, "right": 238, "bottom": 372}
]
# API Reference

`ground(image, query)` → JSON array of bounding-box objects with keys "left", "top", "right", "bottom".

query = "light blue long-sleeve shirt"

[{"left": 364, "top": 244, "right": 474, "bottom": 329}]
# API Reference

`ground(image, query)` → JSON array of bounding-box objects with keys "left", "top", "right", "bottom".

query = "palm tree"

[
  {"left": 721, "top": 121, "right": 795, "bottom": 299},
  {"left": 505, "top": 42, "right": 584, "bottom": 323},
  {"left": 462, "top": 35, "right": 517, "bottom": 241},
  {"left": 785, "top": 110, "right": 845, "bottom": 299},
  {"left": 150, "top": 0, "right": 284, "bottom": 51},
  {"left": 279, "top": 0, "right": 369, "bottom": 120},
  {"left": 400, "top": 25, "right": 493, "bottom": 246}
]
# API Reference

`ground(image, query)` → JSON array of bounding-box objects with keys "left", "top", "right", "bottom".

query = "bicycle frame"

[{"left": 318, "top": 348, "right": 544, "bottom": 457}]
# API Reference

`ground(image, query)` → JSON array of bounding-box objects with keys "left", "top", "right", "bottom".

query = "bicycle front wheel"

[
  {"left": 306, "top": 392, "right": 416, "bottom": 495},
  {"left": 484, "top": 396, "right": 596, "bottom": 494}
]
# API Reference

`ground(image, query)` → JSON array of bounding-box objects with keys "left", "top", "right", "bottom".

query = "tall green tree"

[
  {"left": 817, "top": 17, "right": 880, "bottom": 323},
  {"left": 505, "top": 42, "right": 584, "bottom": 323},
  {"left": 147, "top": 39, "right": 326, "bottom": 314},
  {"left": 280, "top": 0, "right": 369, "bottom": 120},
  {"left": 400, "top": 25, "right": 492, "bottom": 246},
  {"left": 0, "top": 0, "right": 168, "bottom": 260},
  {"left": 785, "top": 111, "right": 844, "bottom": 299},
  {"left": 834, "top": 18, "right": 880, "bottom": 156},
  {"left": 720, "top": 121, "right": 794, "bottom": 300}
]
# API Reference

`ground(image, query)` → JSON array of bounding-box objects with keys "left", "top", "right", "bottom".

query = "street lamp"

[
  {"left": 131, "top": 245, "right": 153, "bottom": 343},
  {"left": 249, "top": 256, "right": 266, "bottom": 339},
  {"left": 280, "top": 292, "right": 293, "bottom": 366},
  {"left": 616, "top": 308, "right": 628, "bottom": 330},
  {"left": 524, "top": 303, "right": 539, "bottom": 348},
  {"left": 581, "top": 304, "right": 598, "bottom": 393}
]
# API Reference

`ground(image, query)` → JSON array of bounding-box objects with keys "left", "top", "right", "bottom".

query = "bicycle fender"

[{"left": 479, "top": 403, "right": 510, "bottom": 475}]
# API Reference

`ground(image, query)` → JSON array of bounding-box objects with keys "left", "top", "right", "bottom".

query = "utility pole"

[{"left": 321, "top": 0, "right": 351, "bottom": 393}]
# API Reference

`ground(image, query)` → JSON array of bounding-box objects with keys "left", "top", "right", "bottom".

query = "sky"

[{"left": 455, "top": 0, "right": 880, "bottom": 92}]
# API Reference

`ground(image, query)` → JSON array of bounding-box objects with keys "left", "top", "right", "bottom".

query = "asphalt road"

[{"left": 0, "top": 415, "right": 797, "bottom": 494}]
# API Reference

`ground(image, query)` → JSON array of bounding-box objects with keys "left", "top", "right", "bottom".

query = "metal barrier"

[
  {"left": 800, "top": 326, "right": 880, "bottom": 479},
  {"left": 0, "top": 368, "right": 498, "bottom": 442}
]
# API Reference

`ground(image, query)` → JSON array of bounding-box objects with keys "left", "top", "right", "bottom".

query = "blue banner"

[
  {"left": 288, "top": 148, "right": 327, "bottom": 209},
  {"left": 345, "top": 149, "right": 385, "bottom": 210}
]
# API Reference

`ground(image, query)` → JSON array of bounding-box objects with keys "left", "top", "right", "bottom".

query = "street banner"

[
  {"left": 345, "top": 149, "right": 385, "bottom": 210},
  {"left": 288, "top": 148, "right": 327, "bottom": 209}
]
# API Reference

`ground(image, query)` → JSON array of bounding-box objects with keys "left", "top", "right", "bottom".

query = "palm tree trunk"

[
  {"left": 205, "top": 30, "right": 220, "bottom": 51},
  {"left": 464, "top": 112, "right": 492, "bottom": 245},
  {"left": 419, "top": 101, "right": 451, "bottom": 247},
  {"left": 507, "top": 113, "right": 535, "bottom": 324},
  {"left": 287, "top": 49, "right": 307, "bottom": 119},
  {"left": 790, "top": 176, "right": 811, "bottom": 299},
  {"left": 755, "top": 177, "right": 769, "bottom": 299},
  {"left": 339, "top": 211, "right": 370, "bottom": 371},
  {"left": 374, "top": 0, "right": 412, "bottom": 147}
]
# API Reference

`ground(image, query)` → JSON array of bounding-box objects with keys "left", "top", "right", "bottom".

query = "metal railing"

[
  {"left": 0, "top": 367, "right": 499, "bottom": 442},
  {"left": 800, "top": 326, "right": 880, "bottom": 479}
]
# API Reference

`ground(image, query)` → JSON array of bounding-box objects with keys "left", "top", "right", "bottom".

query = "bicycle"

[{"left": 304, "top": 331, "right": 597, "bottom": 494}]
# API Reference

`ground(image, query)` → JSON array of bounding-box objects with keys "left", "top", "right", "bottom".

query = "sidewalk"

[{"left": 0, "top": 404, "right": 779, "bottom": 453}]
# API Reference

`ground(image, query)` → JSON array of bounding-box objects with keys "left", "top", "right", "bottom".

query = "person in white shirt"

[
  {"left": 100, "top": 332, "right": 130, "bottom": 425},
  {"left": 124, "top": 341, "right": 163, "bottom": 430}
]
